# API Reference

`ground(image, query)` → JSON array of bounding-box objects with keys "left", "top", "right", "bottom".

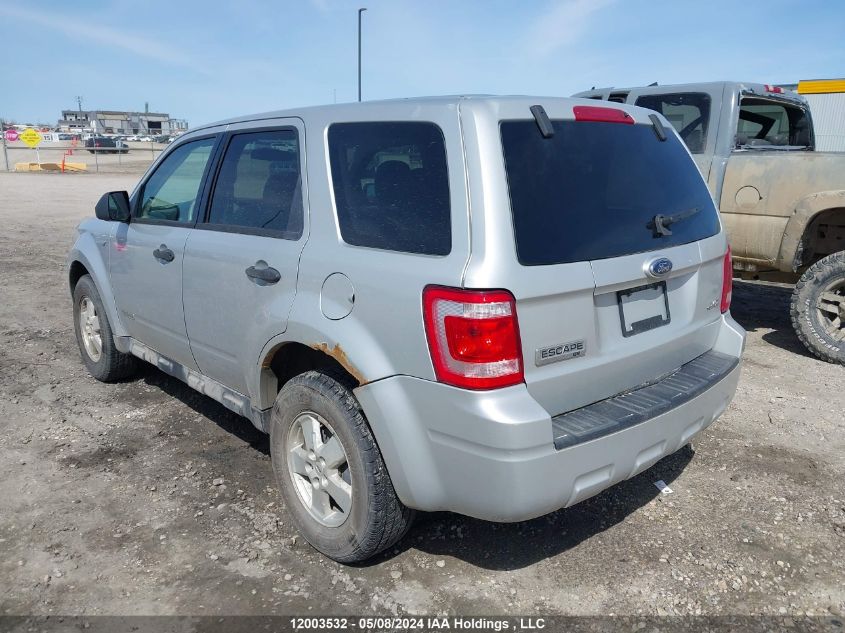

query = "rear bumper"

[{"left": 354, "top": 315, "right": 745, "bottom": 522}]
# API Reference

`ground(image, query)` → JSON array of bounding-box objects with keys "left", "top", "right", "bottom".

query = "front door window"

[{"left": 137, "top": 138, "right": 215, "bottom": 222}]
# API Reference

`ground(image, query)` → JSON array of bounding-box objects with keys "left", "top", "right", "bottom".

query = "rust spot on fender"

[{"left": 311, "top": 342, "right": 366, "bottom": 385}]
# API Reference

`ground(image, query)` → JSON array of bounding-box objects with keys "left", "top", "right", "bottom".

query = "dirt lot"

[{"left": 0, "top": 171, "right": 843, "bottom": 617}]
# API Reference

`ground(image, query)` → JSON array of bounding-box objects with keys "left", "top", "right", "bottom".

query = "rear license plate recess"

[{"left": 617, "top": 281, "right": 670, "bottom": 337}]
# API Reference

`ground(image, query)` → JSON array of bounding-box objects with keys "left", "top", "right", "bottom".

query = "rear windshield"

[
  {"left": 634, "top": 92, "right": 711, "bottom": 153},
  {"left": 500, "top": 120, "right": 720, "bottom": 266}
]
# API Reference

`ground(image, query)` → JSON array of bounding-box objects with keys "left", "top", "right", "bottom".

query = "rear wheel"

[
  {"left": 790, "top": 251, "right": 845, "bottom": 364},
  {"left": 269, "top": 371, "right": 414, "bottom": 563},
  {"left": 73, "top": 275, "right": 138, "bottom": 381}
]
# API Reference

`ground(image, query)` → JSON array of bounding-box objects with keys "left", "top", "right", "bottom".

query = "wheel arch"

[
  {"left": 252, "top": 310, "right": 403, "bottom": 410},
  {"left": 68, "top": 259, "right": 90, "bottom": 294},
  {"left": 778, "top": 191, "right": 845, "bottom": 272},
  {"left": 257, "top": 340, "right": 362, "bottom": 410}
]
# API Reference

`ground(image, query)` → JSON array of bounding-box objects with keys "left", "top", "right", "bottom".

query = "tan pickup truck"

[{"left": 575, "top": 82, "right": 845, "bottom": 364}]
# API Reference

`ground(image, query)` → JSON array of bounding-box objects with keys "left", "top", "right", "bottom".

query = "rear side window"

[
  {"left": 736, "top": 97, "right": 813, "bottom": 148},
  {"left": 500, "top": 120, "right": 719, "bottom": 266},
  {"left": 635, "top": 92, "right": 710, "bottom": 153},
  {"left": 328, "top": 122, "right": 451, "bottom": 255},
  {"left": 207, "top": 129, "right": 303, "bottom": 239}
]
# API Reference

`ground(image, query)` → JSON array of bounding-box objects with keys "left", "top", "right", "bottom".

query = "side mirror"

[{"left": 95, "top": 191, "right": 131, "bottom": 222}]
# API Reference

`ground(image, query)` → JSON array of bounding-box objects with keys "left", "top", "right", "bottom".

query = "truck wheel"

[
  {"left": 790, "top": 251, "right": 845, "bottom": 364},
  {"left": 73, "top": 274, "right": 138, "bottom": 381},
  {"left": 269, "top": 371, "right": 414, "bottom": 563}
]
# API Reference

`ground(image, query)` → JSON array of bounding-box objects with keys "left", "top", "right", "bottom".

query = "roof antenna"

[
  {"left": 530, "top": 105, "right": 554, "bottom": 139},
  {"left": 648, "top": 81, "right": 658, "bottom": 86}
]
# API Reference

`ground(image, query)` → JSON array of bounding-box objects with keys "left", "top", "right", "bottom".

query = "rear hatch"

[{"left": 471, "top": 101, "right": 728, "bottom": 416}]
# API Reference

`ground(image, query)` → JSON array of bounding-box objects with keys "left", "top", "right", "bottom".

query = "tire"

[
  {"left": 72, "top": 274, "right": 138, "bottom": 381},
  {"left": 790, "top": 251, "right": 845, "bottom": 364},
  {"left": 269, "top": 370, "right": 414, "bottom": 563}
]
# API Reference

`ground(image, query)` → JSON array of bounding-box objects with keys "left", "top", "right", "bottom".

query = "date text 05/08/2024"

[{"left": 289, "top": 616, "right": 548, "bottom": 631}]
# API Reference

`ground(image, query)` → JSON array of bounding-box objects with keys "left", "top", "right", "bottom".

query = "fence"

[{"left": 1, "top": 140, "right": 168, "bottom": 174}]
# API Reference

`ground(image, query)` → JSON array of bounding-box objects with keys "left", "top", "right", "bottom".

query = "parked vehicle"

[
  {"left": 574, "top": 82, "right": 845, "bottom": 364},
  {"left": 67, "top": 97, "right": 745, "bottom": 562},
  {"left": 84, "top": 136, "right": 128, "bottom": 154}
]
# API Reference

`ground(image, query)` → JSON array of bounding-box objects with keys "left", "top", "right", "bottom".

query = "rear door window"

[
  {"left": 327, "top": 122, "right": 451, "bottom": 255},
  {"left": 500, "top": 119, "right": 719, "bottom": 266},
  {"left": 206, "top": 129, "right": 303, "bottom": 239},
  {"left": 634, "top": 92, "right": 710, "bottom": 153}
]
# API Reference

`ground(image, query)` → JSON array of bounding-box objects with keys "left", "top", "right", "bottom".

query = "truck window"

[
  {"left": 736, "top": 97, "right": 813, "bottom": 149},
  {"left": 634, "top": 92, "right": 711, "bottom": 154},
  {"left": 500, "top": 119, "right": 719, "bottom": 266}
]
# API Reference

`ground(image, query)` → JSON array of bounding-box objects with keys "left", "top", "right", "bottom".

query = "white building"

[
  {"left": 58, "top": 108, "right": 188, "bottom": 136},
  {"left": 791, "top": 79, "right": 845, "bottom": 152}
]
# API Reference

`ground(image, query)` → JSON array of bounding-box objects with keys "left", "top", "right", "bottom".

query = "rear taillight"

[
  {"left": 721, "top": 247, "right": 733, "bottom": 313},
  {"left": 422, "top": 286, "right": 524, "bottom": 390}
]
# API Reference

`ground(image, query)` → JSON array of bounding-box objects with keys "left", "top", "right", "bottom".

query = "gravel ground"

[{"left": 0, "top": 172, "right": 843, "bottom": 617}]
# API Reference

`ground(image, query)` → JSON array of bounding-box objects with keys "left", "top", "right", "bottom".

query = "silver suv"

[{"left": 67, "top": 96, "right": 746, "bottom": 562}]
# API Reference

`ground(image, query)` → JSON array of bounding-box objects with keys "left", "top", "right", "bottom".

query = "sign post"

[
  {"left": 20, "top": 127, "right": 43, "bottom": 165},
  {"left": 1, "top": 119, "right": 10, "bottom": 172}
]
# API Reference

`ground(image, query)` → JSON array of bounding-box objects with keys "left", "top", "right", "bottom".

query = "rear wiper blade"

[{"left": 649, "top": 207, "right": 700, "bottom": 237}]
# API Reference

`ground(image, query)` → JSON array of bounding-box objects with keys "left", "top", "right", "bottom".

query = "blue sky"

[{"left": 1, "top": 0, "right": 843, "bottom": 127}]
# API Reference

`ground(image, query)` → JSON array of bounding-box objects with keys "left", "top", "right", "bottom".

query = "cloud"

[
  {"left": 524, "top": 0, "right": 616, "bottom": 58},
  {"left": 0, "top": 4, "right": 209, "bottom": 74}
]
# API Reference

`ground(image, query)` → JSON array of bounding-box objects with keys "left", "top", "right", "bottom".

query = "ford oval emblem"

[{"left": 647, "top": 257, "right": 673, "bottom": 278}]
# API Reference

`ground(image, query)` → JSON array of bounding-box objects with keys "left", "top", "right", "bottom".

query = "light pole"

[{"left": 358, "top": 7, "right": 367, "bottom": 102}]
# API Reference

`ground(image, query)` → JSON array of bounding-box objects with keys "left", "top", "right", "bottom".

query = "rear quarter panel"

[
  {"left": 254, "top": 103, "right": 471, "bottom": 407},
  {"left": 720, "top": 152, "right": 845, "bottom": 269}
]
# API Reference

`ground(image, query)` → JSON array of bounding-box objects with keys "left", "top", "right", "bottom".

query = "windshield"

[
  {"left": 500, "top": 120, "right": 720, "bottom": 266},
  {"left": 736, "top": 96, "right": 814, "bottom": 150}
]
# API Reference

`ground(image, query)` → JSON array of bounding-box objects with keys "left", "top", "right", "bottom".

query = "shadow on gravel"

[
  {"left": 369, "top": 447, "right": 694, "bottom": 571},
  {"left": 136, "top": 364, "right": 271, "bottom": 456},
  {"left": 122, "top": 352, "right": 695, "bottom": 571},
  {"left": 730, "top": 280, "right": 811, "bottom": 358}
]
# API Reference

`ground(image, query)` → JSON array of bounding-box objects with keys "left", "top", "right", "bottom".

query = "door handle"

[
  {"left": 153, "top": 245, "right": 175, "bottom": 263},
  {"left": 245, "top": 264, "right": 281, "bottom": 284}
]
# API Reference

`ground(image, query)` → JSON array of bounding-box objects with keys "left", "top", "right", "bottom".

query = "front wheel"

[
  {"left": 269, "top": 371, "right": 414, "bottom": 563},
  {"left": 790, "top": 251, "right": 845, "bottom": 364},
  {"left": 73, "top": 274, "right": 138, "bottom": 381}
]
